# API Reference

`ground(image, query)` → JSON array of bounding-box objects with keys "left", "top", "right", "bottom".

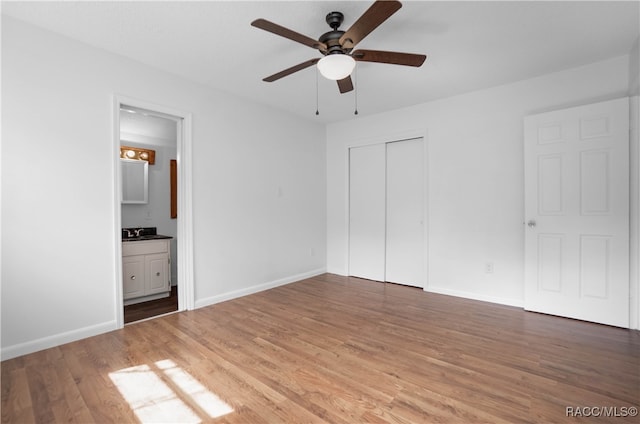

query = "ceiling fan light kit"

[
  {"left": 317, "top": 54, "right": 356, "bottom": 80},
  {"left": 251, "top": 0, "right": 426, "bottom": 95}
]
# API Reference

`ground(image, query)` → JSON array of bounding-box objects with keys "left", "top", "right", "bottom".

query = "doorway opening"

[{"left": 114, "top": 97, "right": 193, "bottom": 327}]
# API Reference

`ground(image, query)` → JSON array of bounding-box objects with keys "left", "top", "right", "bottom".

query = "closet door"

[
  {"left": 386, "top": 138, "right": 424, "bottom": 287},
  {"left": 349, "top": 144, "right": 386, "bottom": 281}
]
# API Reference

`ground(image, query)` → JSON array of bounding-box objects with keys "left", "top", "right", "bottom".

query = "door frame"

[
  {"left": 112, "top": 95, "right": 194, "bottom": 328},
  {"left": 345, "top": 128, "right": 429, "bottom": 289}
]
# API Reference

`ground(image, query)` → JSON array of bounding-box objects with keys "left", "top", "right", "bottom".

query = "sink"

[{"left": 122, "top": 226, "right": 172, "bottom": 242}]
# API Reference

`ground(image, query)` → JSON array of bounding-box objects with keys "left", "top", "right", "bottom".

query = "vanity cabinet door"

[
  {"left": 146, "top": 253, "right": 169, "bottom": 295},
  {"left": 123, "top": 255, "right": 145, "bottom": 299}
]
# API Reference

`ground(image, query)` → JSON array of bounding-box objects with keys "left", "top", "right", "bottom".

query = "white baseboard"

[
  {"left": 1, "top": 320, "right": 118, "bottom": 361},
  {"left": 425, "top": 285, "right": 524, "bottom": 308},
  {"left": 194, "top": 268, "right": 327, "bottom": 309}
]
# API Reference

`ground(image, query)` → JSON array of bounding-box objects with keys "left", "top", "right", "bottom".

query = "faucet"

[{"left": 134, "top": 228, "right": 145, "bottom": 237}]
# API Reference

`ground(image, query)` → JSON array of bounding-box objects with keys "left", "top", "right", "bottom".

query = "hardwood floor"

[
  {"left": 2, "top": 274, "right": 639, "bottom": 423},
  {"left": 124, "top": 286, "right": 178, "bottom": 324}
]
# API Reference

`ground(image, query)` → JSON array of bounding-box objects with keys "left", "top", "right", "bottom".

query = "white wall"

[
  {"left": 629, "top": 37, "right": 639, "bottom": 96},
  {"left": 1, "top": 16, "right": 326, "bottom": 359},
  {"left": 327, "top": 55, "right": 631, "bottom": 308},
  {"left": 630, "top": 95, "right": 639, "bottom": 330},
  {"left": 629, "top": 37, "right": 640, "bottom": 330}
]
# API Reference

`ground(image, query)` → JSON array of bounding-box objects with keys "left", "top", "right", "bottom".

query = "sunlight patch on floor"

[
  {"left": 156, "top": 359, "right": 234, "bottom": 418},
  {"left": 109, "top": 361, "right": 234, "bottom": 423}
]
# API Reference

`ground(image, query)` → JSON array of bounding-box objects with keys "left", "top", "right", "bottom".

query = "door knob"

[{"left": 527, "top": 220, "right": 536, "bottom": 228}]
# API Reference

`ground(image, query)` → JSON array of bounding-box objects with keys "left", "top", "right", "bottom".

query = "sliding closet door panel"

[
  {"left": 386, "top": 138, "right": 424, "bottom": 287},
  {"left": 349, "top": 144, "right": 386, "bottom": 281}
]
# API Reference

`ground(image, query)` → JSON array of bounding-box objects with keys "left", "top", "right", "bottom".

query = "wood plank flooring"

[
  {"left": 124, "top": 286, "right": 178, "bottom": 324},
  {"left": 2, "top": 273, "right": 639, "bottom": 423}
]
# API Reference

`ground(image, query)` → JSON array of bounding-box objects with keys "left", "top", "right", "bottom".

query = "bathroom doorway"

[{"left": 114, "top": 97, "right": 193, "bottom": 326}]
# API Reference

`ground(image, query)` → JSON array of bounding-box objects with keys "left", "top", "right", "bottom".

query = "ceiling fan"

[{"left": 251, "top": 0, "right": 426, "bottom": 94}]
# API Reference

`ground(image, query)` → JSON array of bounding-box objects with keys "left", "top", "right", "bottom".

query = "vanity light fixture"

[{"left": 120, "top": 146, "right": 156, "bottom": 164}]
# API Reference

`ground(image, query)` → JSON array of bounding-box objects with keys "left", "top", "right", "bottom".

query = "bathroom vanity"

[{"left": 122, "top": 227, "right": 172, "bottom": 305}]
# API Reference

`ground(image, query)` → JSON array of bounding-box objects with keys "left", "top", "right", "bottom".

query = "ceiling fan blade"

[
  {"left": 251, "top": 19, "right": 327, "bottom": 51},
  {"left": 339, "top": 0, "right": 402, "bottom": 50},
  {"left": 337, "top": 76, "right": 354, "bottom": 94},
  {"left": 263, "top": 58, "right": 320, "bottom": 82},
  {"left": 352, "top": 49, "right": 426, "bottom": 67}
]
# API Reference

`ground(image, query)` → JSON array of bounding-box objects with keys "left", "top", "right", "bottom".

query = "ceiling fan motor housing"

[{"left": 320, "top": 11, "right": 347, "bottom": 55}]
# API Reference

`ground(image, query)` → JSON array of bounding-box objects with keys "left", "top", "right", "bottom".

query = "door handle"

[{"left": 527, "top": 220, "right": 536, "bottom": 228}]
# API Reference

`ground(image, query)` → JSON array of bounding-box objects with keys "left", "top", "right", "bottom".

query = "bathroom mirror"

[{"left": 121, "top": 158, "right": 148, "bottom": 204}]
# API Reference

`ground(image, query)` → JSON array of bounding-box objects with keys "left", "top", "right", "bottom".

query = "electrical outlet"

[
  {"left": 485, "top": 262, "right": 494, "bottom": 274},
  {"left": 310, "top": 248, "right": 316, "bottom": 257}
]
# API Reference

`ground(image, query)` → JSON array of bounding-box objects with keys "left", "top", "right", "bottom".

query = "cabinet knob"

[
  {"left": 156, "top": 272, "right": 160, "bottom": 276},
  {"left": 130, "top": 275, "right": 136, "bottom": 280}
]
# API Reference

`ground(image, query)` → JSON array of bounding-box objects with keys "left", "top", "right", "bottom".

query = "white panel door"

[
  {"left": 386, "top": 138, "right": 424, "bottom": 287},
  {"left": 349, "top": 144, "right": 386, "bottom": 281},
  {"left": 524, "top": 97, "right": 629, "bottom": 327}
]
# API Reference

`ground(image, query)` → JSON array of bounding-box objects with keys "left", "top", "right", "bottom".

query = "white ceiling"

[{"left": 2, "top": 1, "right": 639, "bottom": 124}]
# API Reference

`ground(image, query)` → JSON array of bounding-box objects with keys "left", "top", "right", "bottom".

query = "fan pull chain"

[
  {"left": 315, "top": 66, "right": 320, "bottom": 116},
  {"left": 354, "top": 64, "right": 359, "bottom": 115}
]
